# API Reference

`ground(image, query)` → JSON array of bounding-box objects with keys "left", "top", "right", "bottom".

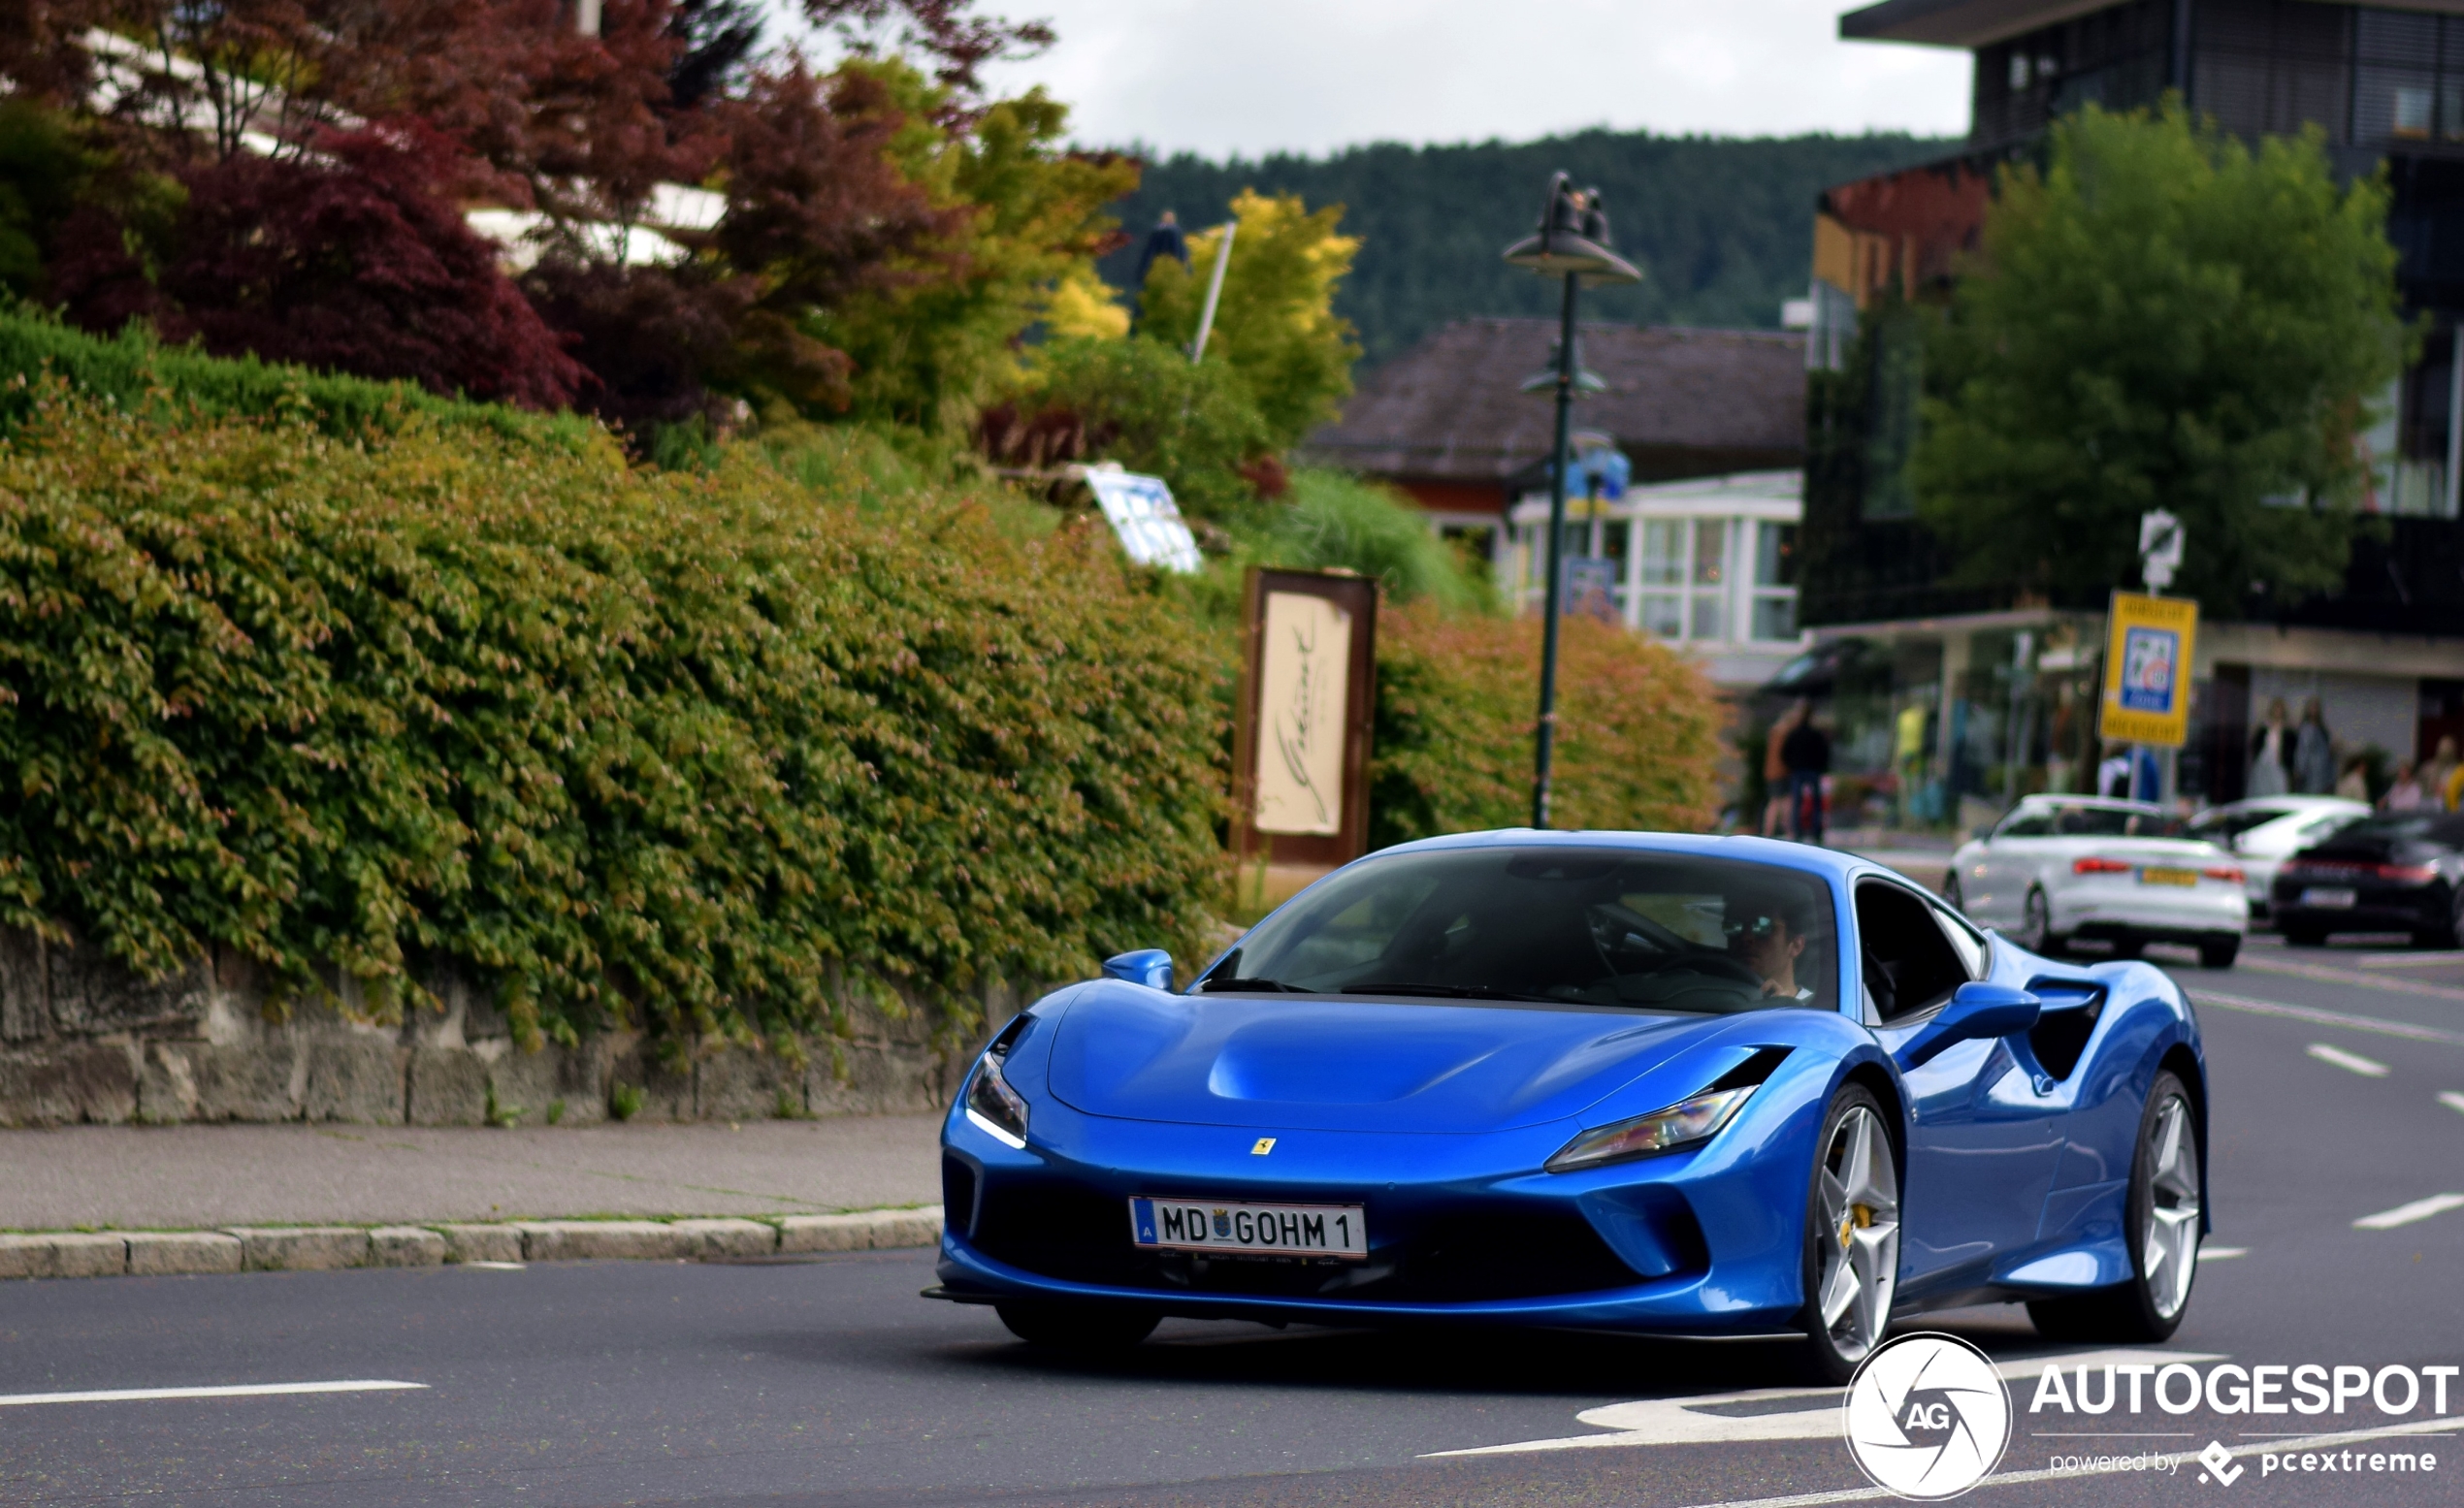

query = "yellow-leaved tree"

[{"left": 1137, "top": 188, "right": 1362, "bottom": 447}]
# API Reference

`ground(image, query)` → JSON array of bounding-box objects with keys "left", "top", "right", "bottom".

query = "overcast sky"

[{"left": 967, "top": 0, "right": 1973, "bottom": 159}]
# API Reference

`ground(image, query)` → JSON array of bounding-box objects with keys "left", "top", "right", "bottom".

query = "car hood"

[{"left": 1043, "top": 985, "right": 1725, "bottom": 1133}]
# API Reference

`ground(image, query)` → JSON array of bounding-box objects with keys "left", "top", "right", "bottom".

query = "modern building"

[
  {"left": 1796, "top": 0, "right": 2464, "bottom": 825},
  {"left": 1303, "top": 318, "right": 1811, "bottom": 687}
]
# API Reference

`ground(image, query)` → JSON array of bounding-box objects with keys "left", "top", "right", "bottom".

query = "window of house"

[
  {"left": 1690, "top": 521, "right": 1728, "bottom": 641},
  {"left": 1751, "top": 522, "right": 1799, "bottom": 642}
]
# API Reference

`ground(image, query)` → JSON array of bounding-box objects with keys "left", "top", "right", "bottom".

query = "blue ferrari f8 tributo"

[{"left": 927, "top": 831, "right": 2209, "bottom": 1380}]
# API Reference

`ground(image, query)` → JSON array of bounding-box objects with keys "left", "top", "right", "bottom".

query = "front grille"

[{"left": 968, "top": 1176, "right": 1677, "bottom": 1304}]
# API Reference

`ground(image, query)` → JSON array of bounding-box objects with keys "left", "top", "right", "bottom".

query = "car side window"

[
  {"left": 1930, "top": 903, "right": 1989, "bottom": 979},
  {"left": 1995, "top": 812, "right": 2054, "bottom": 838},
  {"left": 1855, "top": 880, "right": 1971, "bottom": 1023}
]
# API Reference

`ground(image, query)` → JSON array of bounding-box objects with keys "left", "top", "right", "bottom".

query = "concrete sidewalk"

[{"left": 0, "top": 1114, "right": 944, "bottom": 1232}]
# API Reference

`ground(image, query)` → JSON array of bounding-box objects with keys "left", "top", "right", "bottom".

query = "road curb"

[{"left": 0, "top": 1206, "right": 942, "bottom": 1280}]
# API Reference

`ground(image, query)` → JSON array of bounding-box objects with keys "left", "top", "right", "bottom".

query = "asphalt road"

[{"left": 3, "top": 932, "right": 2459, "bottom": 1508}]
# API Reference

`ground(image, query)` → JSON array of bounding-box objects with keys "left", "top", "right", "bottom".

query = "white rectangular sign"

[{"left": 1253, "top": 591, "right": 1353, "bottom": 836}]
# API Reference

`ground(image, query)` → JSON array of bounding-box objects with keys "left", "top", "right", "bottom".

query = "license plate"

[
  {"left": 1129, "top": 1197, "right": 1368, "bottom": 1259},
  {"left": 2301, "top": 886, "right": 2357, "bottom": 909},
  {"left": 2139, "top": 867, "right": 2198, "bottom": 886}
]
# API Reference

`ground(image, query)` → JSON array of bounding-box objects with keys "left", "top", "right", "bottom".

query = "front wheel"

[
  {"left": 2017, "top": 887, "right": 2063, "bottom": 955},
  {"left": 2028, "top": 1071, "right": 2201, "bottom": 1343},
  {"left": 1796, "top": 1087, "right": 1900, "bottom": 1383},
  {"left": 995, "top": 1300, "right": 1159, "bottom": 1354}
]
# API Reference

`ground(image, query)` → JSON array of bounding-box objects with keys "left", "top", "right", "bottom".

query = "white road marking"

[
  {"left": 2440, "top": 1091, "right": 2464, "bottom": 1116},
  {"left": 0, "top": 1380, "right": 427, "bottom": 1408},
  {"left": 2353, "top": 1193, "right": 2464, "bottom": 1231},
  {"left": 2189, "top": 989, "right": 2464, "bottom": 1047},
  {"left": 1423, "top": 1351, "right": 2219, "bottom": 1457},
  {"left": 2306, "top": 1043, "right": 2390, "bottom": 1076},
  {"left": 2358, "top": 951, "right": 2464, "bottom": 970},
  {"left": 1659, "top": 1419, "right": 2461, "bottom": 1508},
  {"left": 2199, "top": 1246, "right": 2249, "bottom": 1260}
]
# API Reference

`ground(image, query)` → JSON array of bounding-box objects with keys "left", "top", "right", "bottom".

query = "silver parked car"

[{"left": 1944, "top": 795, "right": 2249, "bottom": 968}]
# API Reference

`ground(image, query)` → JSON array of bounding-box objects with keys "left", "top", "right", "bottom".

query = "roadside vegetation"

[{"left": 0, "top": 3, "right": 1723, "bottom": 1057}]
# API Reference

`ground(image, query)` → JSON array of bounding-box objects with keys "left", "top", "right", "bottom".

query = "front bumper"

[{"left": 931, "top": 1087, "right": 1823, "bottom": 1333}]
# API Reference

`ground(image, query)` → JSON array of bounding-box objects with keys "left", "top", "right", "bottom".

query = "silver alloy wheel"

[
  {"left": 2021, "top": 888, "right": 2052, "bottom": 951},
  {"left": 1815, "top": 1105, "right": 1900, "bottom": 1364},
  {"left": 2142, "top": 1094, "right": 2201, "bottom": 1320}
]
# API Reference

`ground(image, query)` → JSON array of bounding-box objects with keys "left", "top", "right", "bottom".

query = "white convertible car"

[
  {"left": 2184, "top": 795, "right": 2370, "bottom": 917},
  {"left": 1943, "top": 794, "right": 2250, "bottom": 968}
]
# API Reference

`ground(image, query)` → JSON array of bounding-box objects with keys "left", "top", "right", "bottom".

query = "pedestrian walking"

[
  {"left": 1779, "top": 706, "right": 1832, "bottom": 845},
  {"left": 1763, "top": 702, "right": 1803, "bottom": 837},
  {"left": 2292, "top": 698, "right": 2336, "bottom": 795},
  {"left": 2247, "top": 699, "right": 2292, "bottom": 798}
]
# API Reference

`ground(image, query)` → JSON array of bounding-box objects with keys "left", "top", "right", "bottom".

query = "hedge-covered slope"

[
  {"left": 0, "top": 309, "right": 598, "bottom": 450},
  {"left": 0, "top": 387, "right": 1224, "bottom": 1049}
]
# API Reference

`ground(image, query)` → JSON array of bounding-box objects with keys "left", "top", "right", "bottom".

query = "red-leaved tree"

[{"left": 51, "top": 122, "right": 586, "bottom": 409}]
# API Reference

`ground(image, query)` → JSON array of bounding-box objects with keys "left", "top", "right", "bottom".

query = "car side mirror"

[
  {"left": 1101, "top": 948, "right": 1175, "bottom": 991},
  {"left": 1894, "top": 980, "right": 2041, "bottom": 1069}
]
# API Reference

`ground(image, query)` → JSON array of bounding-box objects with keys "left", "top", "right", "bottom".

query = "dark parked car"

[{"left": 2271, "top": 813, "right": 2464, "bottom": 948}]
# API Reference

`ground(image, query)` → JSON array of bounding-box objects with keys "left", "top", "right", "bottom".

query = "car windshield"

[
  {"left": 2036, "top": 804, "right": 2184, "bottom": 838},
  {"left": 2321, "top": 815, "right": 2464, "bottom": 849},
  {"left": 2187, "top": 807, "right": 2297, "bottom": 843},
  {"left": 1201, "top": 846, "right": 1836, "bottom": 1015}
]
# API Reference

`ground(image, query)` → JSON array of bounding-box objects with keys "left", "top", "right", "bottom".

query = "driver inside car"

[{"left": 1731, "top": 901, "right": 1813, "bottom": 1001}]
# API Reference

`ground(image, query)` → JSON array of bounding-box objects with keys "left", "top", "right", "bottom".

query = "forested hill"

[{"left": 1098, "top": 131, "right": 1958, "bottom": 367}]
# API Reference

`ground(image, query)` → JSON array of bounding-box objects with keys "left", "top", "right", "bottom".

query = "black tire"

[
  {"left": 1795, "top": 1085, "right": 1899, "bottom": 1385},
  {"left": 2198, "top": 936, "right": 2240, "bottom": 970},
  {"left": 2413, "top": 890, "right": 2463, "bottom": 950},
  {"left": 995, "top": 1300, "right": 1159, "bottom": 1353},
  {"left": 2028, "top": 1070, "right": 2200, "bottom": 1344},
  {"left": 2283, "top": 925, "right": 2326, "bottom": 947},
  {"left": 2018, "top": 887, "right": 2065, "bottom": 956}
]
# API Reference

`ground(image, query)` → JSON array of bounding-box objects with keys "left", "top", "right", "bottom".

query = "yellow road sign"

[{"left": 2099, "top": 592, "right": 2199, "bottom": 749}]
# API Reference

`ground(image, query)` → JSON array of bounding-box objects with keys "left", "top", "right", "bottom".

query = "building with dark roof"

[
  {"left": 1301, "top": 319, "right": 1816, "bottom": 690},
  {"left": 1301, "top": 319, "right": 1807, "bottom": 518}
]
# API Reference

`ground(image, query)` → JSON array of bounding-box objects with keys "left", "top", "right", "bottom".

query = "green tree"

[
  {"left": 1022, "top": 334, "right": 1270, "bottom": 517},
  {"left": 1911, "top": 103, "right": 2406, "bottom": 613},
  {"left": 815, "top": 64, "right": 1140, "bottom": 433},
  {"left": 1137, "top": 188, "right": 1361, "bottom": 448}
]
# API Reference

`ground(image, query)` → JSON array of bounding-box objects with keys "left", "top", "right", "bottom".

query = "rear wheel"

[
  {"left": 2028, "top": 1071, "right": 2200, "bottom": 1344},
  {"left": 995, "top": 1300, "right": 1159, "bottom": 1354},
  {"left": 2413, "top": 890, "right": 2463, "bottom": 950},
  {"left": 1796, "top": 1087, "right": 1900, "bottom": 1384},
  {"left": 2198, "top": 936, "right": 2240, "bottom": 970}
]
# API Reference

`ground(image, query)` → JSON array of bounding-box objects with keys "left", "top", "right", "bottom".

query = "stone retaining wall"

[
  {"left": 0, "top": 930, "right": 1002, "bottom": 1128},
  {"left": 0, "top": 1206, "right": 945, "bottom": 1279}
]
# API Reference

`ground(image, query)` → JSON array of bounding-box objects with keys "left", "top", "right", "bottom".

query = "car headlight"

[
  {"left": 1545, "top": 1086, "right": 1755, "bottom": 1172},
  {"left": 964, "top": 1051, "right": 1029, "bottom": 1148}
]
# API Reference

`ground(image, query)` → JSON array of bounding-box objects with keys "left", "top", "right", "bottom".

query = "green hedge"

[
  {"left": 0, "top": 308, "right": 598, "bottom": 450},
  {"left": 0, "top": 386, "right": 1225, "bottom": 1050}
]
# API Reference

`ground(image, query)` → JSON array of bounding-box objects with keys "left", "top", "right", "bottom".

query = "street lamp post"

[{"left": 1502, "top": 174, "right": 1642, "bottom": 828}]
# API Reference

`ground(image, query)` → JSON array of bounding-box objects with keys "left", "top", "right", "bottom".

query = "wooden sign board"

[{"left": 1230, "top": 567, "right": 1378, "bottom": 867}]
